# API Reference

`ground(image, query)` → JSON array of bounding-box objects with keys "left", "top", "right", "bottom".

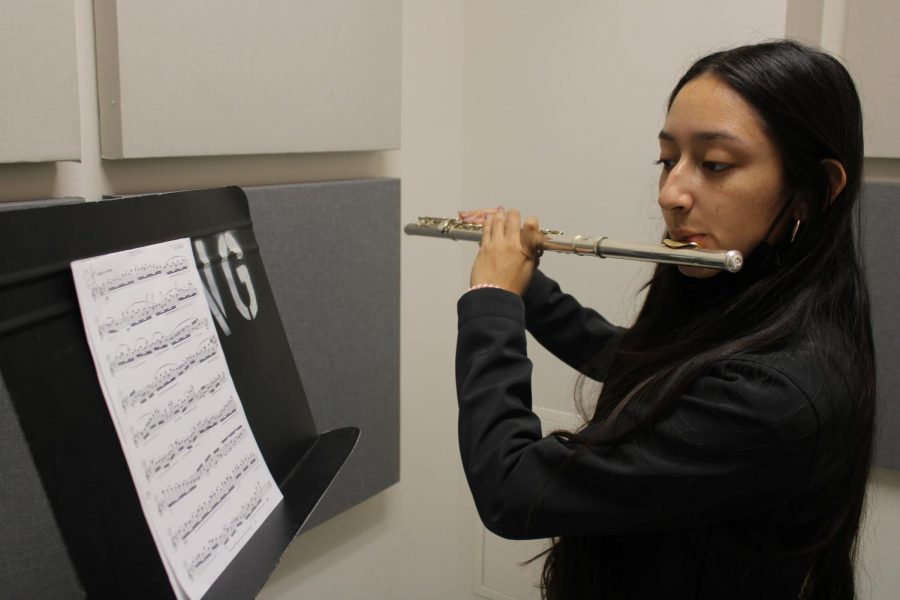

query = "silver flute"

[{"left": 404, "top": 216, "right": 744, "bottom": 273}]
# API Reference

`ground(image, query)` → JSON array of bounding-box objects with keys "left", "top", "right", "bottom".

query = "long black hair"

[{"left": 540, "top": 40, "right": 875, "bottom": 599}]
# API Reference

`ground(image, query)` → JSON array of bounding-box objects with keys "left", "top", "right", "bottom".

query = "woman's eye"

[
  {"left": 703, "top": 161, "right": 732, "bottom": 172},
  {"left": 654, "top": 158, "right": 677, "bottom": 171}
]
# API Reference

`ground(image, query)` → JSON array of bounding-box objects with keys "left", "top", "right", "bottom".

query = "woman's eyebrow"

[{"left": 658, "top": 129, "right": 746, "bottom": 145}]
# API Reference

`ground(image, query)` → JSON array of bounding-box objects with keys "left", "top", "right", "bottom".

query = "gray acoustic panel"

[
  {"left": 863, "top": 181, "right": 900, "bottom": 470},
  {"left": 0, "top": 341, "right": 83, "bottom": 600},
  {"left": 244, "top": 179, "right": 400, "bottom": 530},
  {"left": 0, "top": 198, "right": 84, "bottom": 597}
]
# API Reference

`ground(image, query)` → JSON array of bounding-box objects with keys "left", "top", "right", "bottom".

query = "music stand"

[{"left": 0, "top": 187, "right": 358, "bottom": 598}]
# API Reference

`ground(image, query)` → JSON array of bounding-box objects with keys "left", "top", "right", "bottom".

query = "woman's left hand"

[{"left": 469, "top": 209, "right": 542, "bottom": 296}]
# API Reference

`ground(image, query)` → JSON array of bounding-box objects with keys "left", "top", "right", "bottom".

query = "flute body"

[{"left": 404, "top": 217, "right": 744, "bottom": 273}]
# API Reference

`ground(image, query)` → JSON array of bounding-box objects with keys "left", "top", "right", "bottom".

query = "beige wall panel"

[
  {"left": 94, "top": 0, "right": 400, "bottom": 159},
  {"left": 0, "top": 0, "right": 80, "bottom": 163},
  {"left": 785, "top": 0, "right": 825, "bottom": 46},
  {"left": 844, "top": 0, "right": 900, "bottom": 158}
]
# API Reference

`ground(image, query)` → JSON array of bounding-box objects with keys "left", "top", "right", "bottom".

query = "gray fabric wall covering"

[
  {"left": 1, "top": 359, "right": 84, "bottom": 599},
  {"left": 244, "top": 179, "right": 400, "bottom": 530},
  {"left": 1, "top": 197, "right": 85, "bottom": 599},
  {"left": 863, "top": 181, "right": 900, "bottom": 470}
]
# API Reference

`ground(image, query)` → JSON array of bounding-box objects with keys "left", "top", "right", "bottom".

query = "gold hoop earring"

[{"left": 790, "top": 219, "right": 802, "bottom": 243}]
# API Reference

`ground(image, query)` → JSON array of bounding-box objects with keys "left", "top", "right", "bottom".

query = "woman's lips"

[{"left": 682, "top": 234, "right": 706, "bottom": 245}]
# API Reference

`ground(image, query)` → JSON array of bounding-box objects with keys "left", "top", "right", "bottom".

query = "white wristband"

[{"left": 466, "top": 283, "right": 505, "bottom": 293}]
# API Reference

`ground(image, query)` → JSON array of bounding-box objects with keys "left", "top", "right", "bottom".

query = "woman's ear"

[{"left": 821, "top": 158, "right": 847, "bottom": 204}]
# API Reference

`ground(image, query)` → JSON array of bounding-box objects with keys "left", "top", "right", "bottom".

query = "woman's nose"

[{"left": 657, "top": 165, "right": 694, "bottom": 212}]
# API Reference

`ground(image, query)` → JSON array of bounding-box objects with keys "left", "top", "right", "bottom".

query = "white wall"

[
  {"left": 1, "top": 1, "right": 897, "bottom": 598},
  {"left": 259, "top": 1, "right": 476, "bottom": 597}
]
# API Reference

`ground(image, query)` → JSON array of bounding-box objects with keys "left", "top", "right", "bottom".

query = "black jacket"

[{"left": 455, "top": 270, "right": 855, "bottom": 599}]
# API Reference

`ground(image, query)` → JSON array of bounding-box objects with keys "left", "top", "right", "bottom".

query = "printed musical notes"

[
  {"left": 71, "top": 238, "right": 281, "bottom": 600},
  {"left": 99, "top": 283, "right": 199, "bottom": 338},
  {"left": 132, "top": 373, "right": 226, "bottom": 446},
  {"left": 144, "top": 400, "right": 240, "bottom": 484},
  {"left": 185, "top": 480, "right": 274, "bottom": 581},
  {"left": 109, "top": 316, "right": 208, "bottom": 374},
  {"left": 169, "top": 450, "right": 258, "bottom": 546},
  {"left": 90, "top": 255, "right": 190, "bottom": 299},
  {"left": 121, "top": 336, "right": 219, "bottom": 412}
]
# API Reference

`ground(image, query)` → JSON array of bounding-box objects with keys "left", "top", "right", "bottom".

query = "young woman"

[{"left": 456, "top": 40, "right": 875, "bottom": 599}]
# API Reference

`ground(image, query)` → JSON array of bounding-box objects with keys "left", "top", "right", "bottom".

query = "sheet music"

[{"left": 71, "top": 238, "right": 282, "bottom": 600}]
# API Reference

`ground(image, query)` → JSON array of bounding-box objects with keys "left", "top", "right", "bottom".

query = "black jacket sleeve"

[
  {"left": 456, "top": 287, "right": 820, "bottom": 540},
  {"left": 522, "top": 270, "right": 626, "bottom": 378}
]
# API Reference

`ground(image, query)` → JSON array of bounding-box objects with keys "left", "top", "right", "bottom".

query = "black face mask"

[{"left": 671, "top": 190, "right": 795, "bottom": 305}]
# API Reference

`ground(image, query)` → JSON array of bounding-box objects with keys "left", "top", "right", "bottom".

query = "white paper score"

[{"left": 70, "top": 238, "right": 282, "bottom": 600}]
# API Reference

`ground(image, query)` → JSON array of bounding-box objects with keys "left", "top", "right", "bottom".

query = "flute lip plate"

[{"left": 662, "top": 238, "right": 701, "bottom": 250}]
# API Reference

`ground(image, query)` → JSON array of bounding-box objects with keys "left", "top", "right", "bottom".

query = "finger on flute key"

[{"left": 458, "top": 207, "right": 504, "bottom": 224}]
